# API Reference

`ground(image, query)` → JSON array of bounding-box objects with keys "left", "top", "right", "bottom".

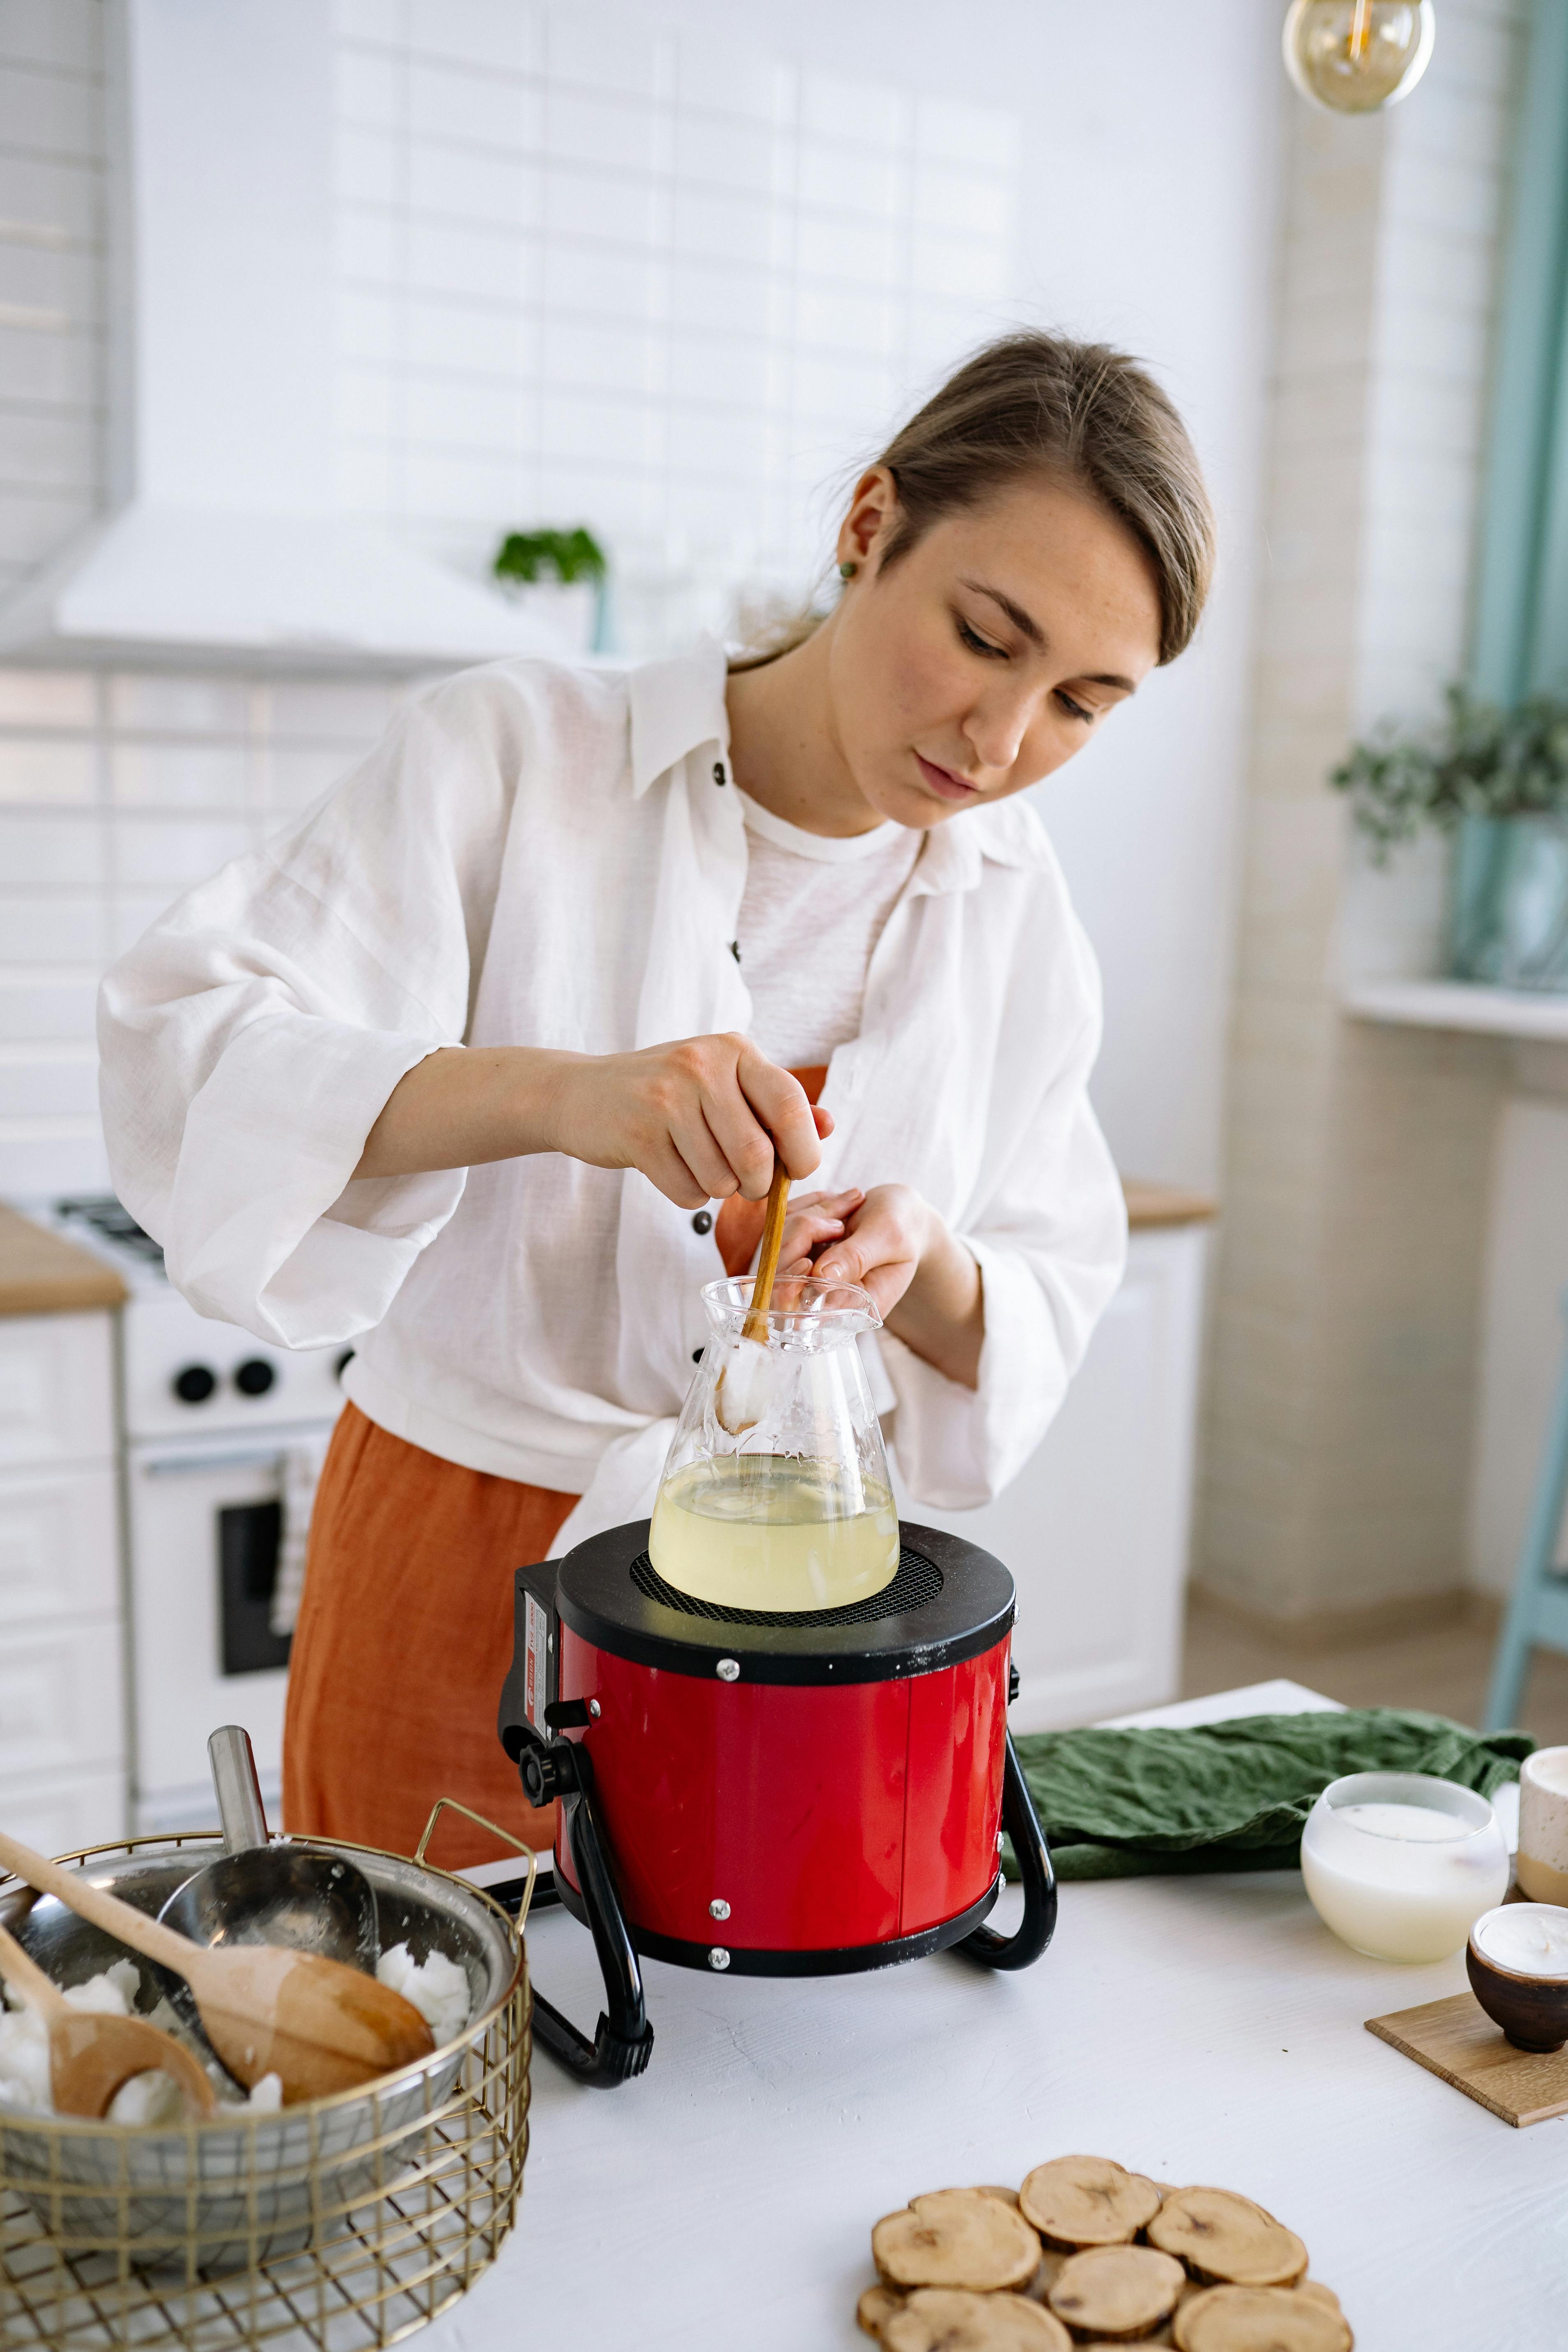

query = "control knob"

[
  {"left": 233, "top": 1358, "right": 276, "bottom": 1397},
  {"left": 171, "top": 1364, "right": 217, "bottom": 1405}
]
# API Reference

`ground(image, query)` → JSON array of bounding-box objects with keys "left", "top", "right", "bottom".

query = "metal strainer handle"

[{"left": 413, "top": 1799, "right": 540, "bottom": 1928}]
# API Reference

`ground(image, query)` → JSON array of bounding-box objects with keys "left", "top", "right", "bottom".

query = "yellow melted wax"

[{"left": 649, "top": 1456, "right": 899, "bottom": 1612}]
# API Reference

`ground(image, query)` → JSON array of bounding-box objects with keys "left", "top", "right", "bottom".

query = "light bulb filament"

[{"left": 1350, "top": 0, "right": 1373, "bottom": 64}]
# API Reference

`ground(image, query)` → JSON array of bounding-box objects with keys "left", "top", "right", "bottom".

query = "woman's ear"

[{"left": 836, "top": 466, "right": 899, "bottom": 574}]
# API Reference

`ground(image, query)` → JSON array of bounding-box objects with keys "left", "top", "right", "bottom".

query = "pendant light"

[{"left": 1283, "top": 0, "right": 1436, "bottom": 114}]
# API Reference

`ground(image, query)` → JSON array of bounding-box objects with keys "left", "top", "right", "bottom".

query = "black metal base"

[{"left": 554, "top": 1870, "right": 1001, "bottom": 1976}]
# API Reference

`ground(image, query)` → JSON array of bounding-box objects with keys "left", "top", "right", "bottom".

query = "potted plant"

[
  {"left": 1331, "top": 686, "right": 1568, "bottom": 991},
  {"left": 492, "top": 525, "right": 609, "bottom": 655}
]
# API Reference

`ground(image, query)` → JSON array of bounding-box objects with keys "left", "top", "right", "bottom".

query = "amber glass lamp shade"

[{"left": 1283, "top": 0, "right": 1436, "bottom": 115}]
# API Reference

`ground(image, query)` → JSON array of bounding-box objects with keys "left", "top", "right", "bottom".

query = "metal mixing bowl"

[{"left": 0, "top": 1834, "right": 525, "bottom": 2276}]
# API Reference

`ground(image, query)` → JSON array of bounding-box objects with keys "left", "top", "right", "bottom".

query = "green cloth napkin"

[{"left": 1008, "top": 1707, "right": 1533, "bottom": 1882}]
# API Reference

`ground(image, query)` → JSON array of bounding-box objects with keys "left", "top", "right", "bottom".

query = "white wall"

[
  {"left": 1469, "top": 1084, "right": 1568, "bottom": 1597},
  {"left": 0, "top": 0, "right": 1281, "bottom": 1208}
]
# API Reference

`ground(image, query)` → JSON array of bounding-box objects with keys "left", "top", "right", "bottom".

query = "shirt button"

[
  {"left": 713, "top": 760, "right": 727, "bottom": 786},
  {"left": 691, "top": 1210, "right": 713, "bottom": 1235}
]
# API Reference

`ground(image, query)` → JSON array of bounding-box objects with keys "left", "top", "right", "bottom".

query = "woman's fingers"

[
  {"left": 813, "top": 1185, "right": 929, "bottom": 1313},
  {"left": 778, "top": 1211, "right": 847, "bottom": 1262},
  {"left": 669, "top": 1101, "right": 751, "bottom": 1204},
  {"left": 736, "top": 1043, "right": 822, "bottom": 1182},
  {"left": 640, "top": 1134, "right": 715, "bottom": 1211},
  {"left": 787, "top": 1188, "right": 864, "bottom": 1217}
]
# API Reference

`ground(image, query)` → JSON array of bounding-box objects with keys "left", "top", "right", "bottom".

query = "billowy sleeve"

[
  {"left": 878, "top": 970, "right": 1127, "bottom": 1511},
  {"left": 98, "top": 678, "right": 515, "bottom": 1348}
]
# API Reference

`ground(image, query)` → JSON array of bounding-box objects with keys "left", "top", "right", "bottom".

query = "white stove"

[{"left": 34, "top": 1197, "right": 347, "bottom": 1831}]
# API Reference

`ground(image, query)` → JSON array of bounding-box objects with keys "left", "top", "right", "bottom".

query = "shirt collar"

[
  {"left": 628, "top": 636, "right": 730, "bottom": 798},
  {"left": 626, "top": 637, "right": 1052, "bottom": 888},
  {"left": 907, "top": 797, "right": 1050, "bottom": 895}
]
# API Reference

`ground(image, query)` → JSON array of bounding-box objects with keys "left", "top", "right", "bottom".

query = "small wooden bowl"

[{"left": 1466, "top": 1907, "right": 1568, "bottom": 2052}]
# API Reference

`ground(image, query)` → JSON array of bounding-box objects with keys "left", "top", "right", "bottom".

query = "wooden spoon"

[
  {"left": 0, "top": 1831, "right": 433, "bottom": 2105},
  {"left": 741, "top": 1156, "right": 792, "bottom": 1342},
  {"left": 0, "top": 1917, "right": 216, "bottom": 2121}
]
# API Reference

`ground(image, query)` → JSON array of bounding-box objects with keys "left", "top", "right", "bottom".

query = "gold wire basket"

[{"left": 0, "top": 1806, "right": 534, "bottom": 2352}]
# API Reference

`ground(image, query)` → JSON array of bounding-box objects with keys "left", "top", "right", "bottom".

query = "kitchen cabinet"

[
  {"left": 890, "top": 1184, "right": 1214, "bottom": 1729},
  {"left": 0, "top": 1209, "right": 127, "bottom": 1847}
]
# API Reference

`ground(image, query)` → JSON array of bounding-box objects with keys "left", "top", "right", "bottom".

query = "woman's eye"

[
  {"left": 1056, "top": 690, "right": 1095, "bottom": 724},
  {"left": 957, "top": 618, "right": 1007, "bottom": 659}
]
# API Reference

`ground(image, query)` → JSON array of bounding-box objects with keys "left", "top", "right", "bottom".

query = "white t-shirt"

[{"left": 734, "top": 788, "right": 924, "bottom": 1069}]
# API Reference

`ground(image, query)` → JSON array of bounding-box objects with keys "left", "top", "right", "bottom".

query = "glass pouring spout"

[{"left": 650, "top": 1275, "right": 900, "bottom": 1613}]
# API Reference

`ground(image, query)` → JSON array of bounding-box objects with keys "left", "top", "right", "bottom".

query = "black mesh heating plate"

[{"left": 629, "top": 1545, "right": 943, "bottom": 1630}]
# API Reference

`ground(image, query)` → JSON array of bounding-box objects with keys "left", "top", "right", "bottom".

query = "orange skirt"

[{"left": 281, "top": 1404, "right": 575, "bottom": 1870}]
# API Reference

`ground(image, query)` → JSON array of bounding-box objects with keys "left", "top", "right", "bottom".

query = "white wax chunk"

[
  {"left": 1528, "top": 1748, "right": 1568, "bottom": 1797},
  {"left": 376, "top": 1943, "right": 469, "bottom": 2046},
  {"left": 1473, "top": 1904, "right": 1568, "bottom": 1978},
  {"left": 714, "top": 1337, "right": 775, "bottom": 1435},
  {"left": 1335, "top": 1801, "right": 1467, "bottom": 1845}
]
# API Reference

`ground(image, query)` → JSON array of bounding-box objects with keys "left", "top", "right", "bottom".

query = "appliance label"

[{"left": 524, "top": 1592, "right": 548, "bottom": 1734}]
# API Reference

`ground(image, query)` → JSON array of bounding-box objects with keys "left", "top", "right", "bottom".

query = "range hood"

[{"left": 0, "top": 1, "right": 555, "bottom": 675}]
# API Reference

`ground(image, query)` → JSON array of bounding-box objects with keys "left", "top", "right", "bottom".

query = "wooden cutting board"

[{"left": 1366, "top": 1992, "right": 1568, "bottom": 2127}]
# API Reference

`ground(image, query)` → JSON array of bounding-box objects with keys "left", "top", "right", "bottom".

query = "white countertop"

[{"left": 432, "top": 1680, "right": 1566, "bottom": 2352}]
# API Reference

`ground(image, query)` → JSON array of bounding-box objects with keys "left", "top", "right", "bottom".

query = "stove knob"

[
  {"left": 171, "top": 1364, "right": 217, "bottom": 1405},
  {"left": 233, "top": 1358, "right": 276, "bottom": 1397},
  {"left": 707, "top": 1947, "right": 731, "bottom": 1971}
]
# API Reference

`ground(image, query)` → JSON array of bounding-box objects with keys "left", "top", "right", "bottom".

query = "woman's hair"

[
  {"left": 735, "top": 330, "right": 1214, "bottom": 669},
  {"left": 874, "top": 332, "right": 1214, "bottom": 665}
]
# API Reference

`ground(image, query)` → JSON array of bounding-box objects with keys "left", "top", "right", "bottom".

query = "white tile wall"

[
  {"left": 329, "top": 0, "right": 1022, "bottom": 640},
  {"left": 0, "top": 671, "right": 406, "bottom": 1194},
  {"left": 0, "top": 0, "right": 1022, "bottom": 1197},
  {"left": 0, "top": 0, "right": 100, "bottom": 606}
]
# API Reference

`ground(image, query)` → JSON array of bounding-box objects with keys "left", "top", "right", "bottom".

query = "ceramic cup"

[{"left": 1518, "top": 1747, "right": 1568, "bottom": 1906}]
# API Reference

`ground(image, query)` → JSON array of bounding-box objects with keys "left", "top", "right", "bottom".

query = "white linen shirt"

[{"left": 98, "top": 640, "right": 1127, "bottom": 1557}]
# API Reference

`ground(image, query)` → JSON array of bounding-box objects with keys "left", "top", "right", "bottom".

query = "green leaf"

[
  {"left": 1330, "top": 683, "right": 1568, "bottom": 858},
  {"left": 492, "top": 526, "right": 608, "bottom": 586}
]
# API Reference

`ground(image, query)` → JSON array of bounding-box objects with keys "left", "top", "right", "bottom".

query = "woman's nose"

[{"left": 964, "top": 686, "right": 1036, "bottom": 776}]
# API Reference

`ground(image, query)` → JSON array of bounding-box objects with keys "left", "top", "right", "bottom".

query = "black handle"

[
  {"left": 517, "top": 1738, "right": 655, "bottom": 2087},
  {"left": 956, "top": 1730, "right": 1057, "bottom": 1972}
]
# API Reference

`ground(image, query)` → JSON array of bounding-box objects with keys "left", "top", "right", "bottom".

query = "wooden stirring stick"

[
  {"left": 741, "top": 1157, "right": 791, "bottom": 1343},
  {"left": 0, "top": 1917, "right": 216, "bottom": 2121},
  {"left": 0, "top": 1830, "right": 433, "bottom": 2106}
]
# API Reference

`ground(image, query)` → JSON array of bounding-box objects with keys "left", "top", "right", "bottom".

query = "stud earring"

[{"left": 839, "top": 560, "right": 857, "bottom": 581}]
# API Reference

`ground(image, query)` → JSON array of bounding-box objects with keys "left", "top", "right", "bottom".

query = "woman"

[{"left": 100, "top": 333, "right": 1214, "bottom": 1866}]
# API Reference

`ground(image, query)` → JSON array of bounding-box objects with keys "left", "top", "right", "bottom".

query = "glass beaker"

[{"left": 649, "top": 1274, "right": 899, "bottom": 1613}]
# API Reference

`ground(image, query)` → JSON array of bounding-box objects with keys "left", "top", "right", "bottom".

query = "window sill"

[{"left": 1344, "top": 978, "right": 1568, "bottom": 1041}]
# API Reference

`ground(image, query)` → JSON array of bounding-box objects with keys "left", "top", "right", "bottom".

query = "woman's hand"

[
  {"left": 353, "top": 1035, "right": 828, "bottom": 1207},
  {"left": 781, "top": 1183, "right": 985, "bottom": 1389},
  {"left": 548, "top": 1034, "right": 827, "bottom": 1207}
]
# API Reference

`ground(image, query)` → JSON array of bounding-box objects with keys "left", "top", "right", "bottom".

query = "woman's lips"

[{"left": 915, "top": 754, "right": 978, "bottom": 801}]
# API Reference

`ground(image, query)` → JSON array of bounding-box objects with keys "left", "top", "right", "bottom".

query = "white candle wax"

[
  {"left": 1472, "top": 1904, "right": 1568, "bottom": 1978},
  {"left": 1301, "top": 1789, "right": 1509, "bottom": 1963},
  {"left": 1336, "top": 1802, "right": 1468, "bottom": 1843},
  {"left": 1528, "top": 1751, "right": 1568, "bottom": 1797}
]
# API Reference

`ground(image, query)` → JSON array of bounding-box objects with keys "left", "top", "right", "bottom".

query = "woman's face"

[{"left": 827, "top": 467, "right": 1165, "bottom": 829}]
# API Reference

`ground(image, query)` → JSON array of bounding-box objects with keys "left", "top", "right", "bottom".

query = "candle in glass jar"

[{"left": 1300, "top": 1773, "right": 1510, "bottom": 1962}]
